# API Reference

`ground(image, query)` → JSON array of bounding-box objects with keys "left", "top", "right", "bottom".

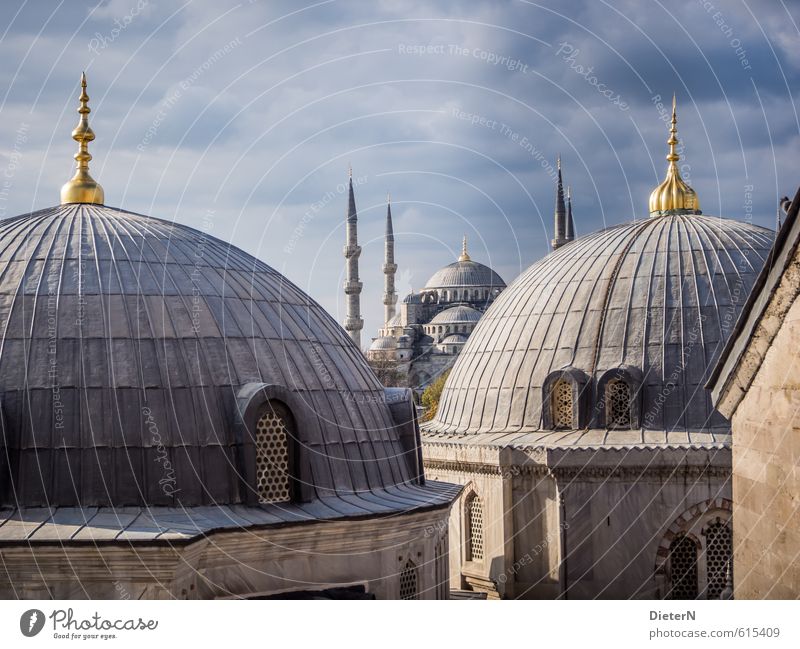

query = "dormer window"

[
  {"left": 551, "top": 379, "right": 574, "bottom": 429},
  {"left": 255, "top": 402, "right": 294, "bottom": 504},
  {"left": 542, "top": 368, "right": 589, "bottom": 430}
]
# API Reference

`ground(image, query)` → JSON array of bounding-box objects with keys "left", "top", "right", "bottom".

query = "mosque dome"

[
  {"left": 430, "top": 305, "right": 483, "bottom": 325},
  {"left": 0, "top": 76, "right": 436, "bottom": 512},
  {"left": 424, "top": 236, "right": 505, "bottom": 291},
  {"left": 369, "top": 335, "right": 398, "bottom": 351},
  {"left": 425, "top": 214, "right": 773, "bottom": 437}
]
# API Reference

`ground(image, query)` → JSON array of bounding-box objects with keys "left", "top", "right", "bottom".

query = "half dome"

[{"left": 430, "top": 305, "right": 483, "bottom": 324}]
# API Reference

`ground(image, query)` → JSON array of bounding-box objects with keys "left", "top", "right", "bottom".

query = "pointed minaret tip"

[{"left": 60, "top": 72, "right": 104, "bottom": 205}]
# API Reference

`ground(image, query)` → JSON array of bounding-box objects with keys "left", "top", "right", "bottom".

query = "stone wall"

[{"left": 730, "top": 294, "right": 800, "bottom": 599}]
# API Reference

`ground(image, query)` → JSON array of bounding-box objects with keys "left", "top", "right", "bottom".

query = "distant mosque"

[{"left": 348, "top": 160, "right": 576, "bottom": 389}]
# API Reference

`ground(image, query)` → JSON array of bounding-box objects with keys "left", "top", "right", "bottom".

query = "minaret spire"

[
  {"left": 566, "top": 185, "right": 575, "bottom": 241},
  {"left": 343, "top": 170, "right": 363, "bottom": 348},
  {"left": 382, "top": 193, "right": 398, "bottom": 327},
  {"left": 552, "top": 155, "right": 568, "bottom": 250},
  {"left": 61, "top": 72, "right": 104, "bottom": 205}
]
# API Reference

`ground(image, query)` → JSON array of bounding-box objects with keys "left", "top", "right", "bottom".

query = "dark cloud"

[{"left": 0, "top": 0, "right": 797, "bottom": 345}]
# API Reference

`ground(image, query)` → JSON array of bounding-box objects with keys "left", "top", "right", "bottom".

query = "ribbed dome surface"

[
  {"left": 369, "top": 335, "right": 397, "bottom": 350},
  {"left": 430, "top": 305, "right": 483, "bottom": 324},
  {"left": 426, "top": 214, "right": 773, "bottom": 436},
  {"left": 0, "top": 204, "right": 415, "bottom": 507},
  {"left": 425, "top": 259, "right": 505, "bottom": 290}
]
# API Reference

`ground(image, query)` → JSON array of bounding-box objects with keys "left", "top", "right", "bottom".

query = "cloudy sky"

[{"left": 0, "top": 0, "right": 798, "bottom": 346}]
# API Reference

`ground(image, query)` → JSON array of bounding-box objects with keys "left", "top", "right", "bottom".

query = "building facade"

[
  {"left": 708, "top": 188, "right": 800, "bottom": 599},
  {"left": 422, "top": 99, "right": 773, "bottom": 599}
]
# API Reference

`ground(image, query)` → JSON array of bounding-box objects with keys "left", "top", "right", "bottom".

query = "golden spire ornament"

[
  {"left": 648, "top": 95, "right": 699, "bottom": 217},
  {"left": 458, "top": 234, "right": 471, "bottom": 262},
  {"left": 60, "top": 72, "right": 104, "bottom": 205}
]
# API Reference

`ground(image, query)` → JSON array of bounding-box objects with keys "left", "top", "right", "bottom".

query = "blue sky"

[{"left": 0, "top": 0, "right": 798, "bottom": 346}]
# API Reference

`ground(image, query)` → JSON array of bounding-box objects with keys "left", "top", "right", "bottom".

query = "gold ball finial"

[
  {"left": 61, "top": 72, "right": 104, "bottom": 205},
  {"left": 458, "top": 234, "right": 471, "bottom": 262},
  {"left": 648, "top": 94, "right": 699, "bottom": 217}
]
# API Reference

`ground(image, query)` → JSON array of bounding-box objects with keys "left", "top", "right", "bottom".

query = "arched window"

[
  {"left": 703, "top": 521, "right": 732, "bottom": 600},
  {"left": 465, "top": 493, "right": 484, "bottom": 561},
  {"left": 400, "top": 559, "right": 419, "bottom": 600},
  {"left": 667, "top": 534, "right": 699, "bottom": 599},
  {"left": 255, "top": 403, "right": 293, "bottom": 504},
  {"left": 605, "top": 379, "right": 631, "bottom": 428},
  {"left": 551, "top": 378, "right": 574, "bottom": 429}
]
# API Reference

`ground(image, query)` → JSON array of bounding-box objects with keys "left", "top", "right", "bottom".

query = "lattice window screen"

[
  {"left": 704, "top": 521, "right": 732, "bottom": 600},
  {"left": 400, "top": 560, "right": 419, "bottom": 600},
  {"left": 552, "top": 379, "right": 574, "bottom": 429},
  {"left": 255, "top": 407, "right": 291, "bottom": 504},
  {"left": 435, "top": 535, "right": 448, "bottom": 600},
  {"left": 668, "top": 534, "right": 698, "bottom": 600},
  {"left": 466, "top": 495, "right": 484, "bottom": 561},
  {"left": 606, "top": 379, "right": 631, "bottom": 428}
]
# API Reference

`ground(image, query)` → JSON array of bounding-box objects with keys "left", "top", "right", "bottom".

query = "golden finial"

[
  {"left": 648, "top": 94, "right": 699, "bottom": 217},
  {"left": 60, "top": 72, "right": 104, "bottom": 205},
  {"left": 458, "top": 234, "right": 471, "bottom": 262},
  {"left": 557, "top": 154, "right": 561, "bottom": 170},
  {"left": 387, "top": 191, "right": 391, "bottom": 203},
  {"left": 348, "top": 164, "right": 352, "bottom": 179}
]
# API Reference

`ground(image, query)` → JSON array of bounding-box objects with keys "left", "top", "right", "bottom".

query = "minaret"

[
  {"left": 61, "top": 72, "right": 104, "bottom": 205},
  {"left": 343, "top": 168, "right": 363, "bottom": 348},
  {"left": 382, "top": 193, "right": 398, "bottom": 327},
  {"left": 552, "top": 155, "right": 569, "bottom": 250},
  {"left": 566, "top": 185, "right": 575, "bottom": 242}
]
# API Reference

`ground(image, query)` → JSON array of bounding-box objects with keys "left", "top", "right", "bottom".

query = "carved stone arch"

[
  {"left": 596, "top": 365, "right": 643, "bottom": 429},
  {"left": 542, "top": 367, "right": 590, "bottom": 430}
]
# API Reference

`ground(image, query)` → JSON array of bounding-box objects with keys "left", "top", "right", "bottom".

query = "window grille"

[
  {"left": 552, "top": 379, "right": 574, "bottom": 429},
  {"left": 668, "top": 534, "right": 698, "bottom": 599},
  {"left": 704, "top": 521, "right": 732, "bottom": 600},
  {"left": 435, "top": 535, "right": 448, "bottom": 600},
  {"left": 255, "top": 406, "right": 291, "bottom": 504},
  {"left": 606, "top": 379, "right": 631, "bottom": 427},
  {"left": 400, "top": 559, "right": 418, "bottom": 600},
  {"left": 466, "top": 494, "right": 484, "bottom": 561}
]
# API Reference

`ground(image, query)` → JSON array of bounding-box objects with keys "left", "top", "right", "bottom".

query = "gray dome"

[
  {"left": 386, "top": 313, "right": 402, "bottom": 327},
  {"left": 425, "top": 259, "right": 505, "bottom": 290},
  {"left": 430, "top": 305, "right": 483, "bottom": 324},
  {"left": 426, "top": 214, "right": 773, "bottom": 436},
  {"left": 369, "top": 336, "right": 397, "bottom": 351},
  {"left": 0, "top": 204, "right": 420, "bottom": 507},
  {"left": 439, "top": 334, "right": 467, "bottom": 344}
]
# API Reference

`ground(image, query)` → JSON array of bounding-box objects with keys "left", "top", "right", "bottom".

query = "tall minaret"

[
  {"left": 382, "top": 193, "right": 398, "bottom": 327},
  {"left": 551, "top": 156, "right": 571, "bottom": 250},
  {"left": 343, "top": 168, "right": 363, "bottom": 347},
  {"left": 566, "top": 185, "right": 575, "bottom": 242}
]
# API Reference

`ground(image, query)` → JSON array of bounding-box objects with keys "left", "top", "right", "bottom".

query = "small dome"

[
  {"left": 425, "top": 260, "right": 505, "bottom": 290},
  {"left": 430, "top": 305, "right": 482, "bottom": 325},
  {"left": 439, "top": 334, "right": 467, "bottom": 344},
  {"left": 403, "top": 292, "right": 422, "bottom": 304},
  {"left": 386, "top": 313, "right": 402, "bottom": 327},
  {"left": 369, "top": 336, "right": 397, "bottom": 351}
]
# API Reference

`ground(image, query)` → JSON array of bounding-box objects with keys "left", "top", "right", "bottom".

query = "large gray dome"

[
  {"left": 0, "top": 204, "right": 423, "bottom": 508},
  {"left": 425, "top": 259, "right": 505, "bottom": 290},
  {"left": 425, "top": 214, "right": 773, "bottom": 438}
]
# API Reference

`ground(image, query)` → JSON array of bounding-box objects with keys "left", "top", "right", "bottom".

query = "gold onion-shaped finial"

[
  {"left": 458, "top": 234, "right": 471, "bottom": 262},
  {"left": 648, "top": 95, "right": 699, "bottom": 217},
  {"left": 60, "top": 72, "right": 104, "bottom": 205}
]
